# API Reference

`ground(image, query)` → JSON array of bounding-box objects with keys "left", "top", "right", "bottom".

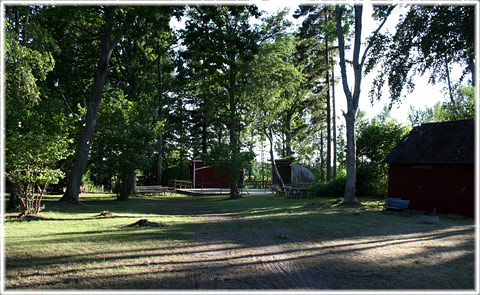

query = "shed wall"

[
  {"left": 387, "top": 164, "right": 474, "bottom": 217},
  {"left": 189, "top": 161, "right": 243, "bottom": 188}
]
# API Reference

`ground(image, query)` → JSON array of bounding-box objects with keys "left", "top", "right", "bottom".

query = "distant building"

[
  {"left": 383, "top": 120, "right": 475, "bottom": 217},
  {"left": 189, "top": 160, "right": 243, "bottom": 188}
]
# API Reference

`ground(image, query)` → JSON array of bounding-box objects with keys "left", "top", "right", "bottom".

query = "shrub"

[{"left": 310, "top": 177, "right": 346, "bottom": 198}]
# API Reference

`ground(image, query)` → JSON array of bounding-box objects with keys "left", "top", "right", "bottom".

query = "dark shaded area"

[{"left": 5, "top": 194, "right": 475, "bottom": 290}]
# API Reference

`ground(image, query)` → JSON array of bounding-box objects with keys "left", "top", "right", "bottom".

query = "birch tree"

[{"left": 335, "top": 5, "right": 393, "bottom": 203}]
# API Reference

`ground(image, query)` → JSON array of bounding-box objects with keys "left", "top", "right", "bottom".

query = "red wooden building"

[
  {"left": 189, "top": 160, "right": 243, "bottom": 188},
  {"left": 383, "top": 120, "right": 475, "bottom": 217}
]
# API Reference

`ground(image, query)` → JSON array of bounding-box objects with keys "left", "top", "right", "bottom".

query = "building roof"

[{"left": 382, "top": 119, "right": 475, "bottom": 164}]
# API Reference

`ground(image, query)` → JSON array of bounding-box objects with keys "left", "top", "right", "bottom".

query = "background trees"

[{"left": 4, "top": 4, "right": 474, "bottom": 212}]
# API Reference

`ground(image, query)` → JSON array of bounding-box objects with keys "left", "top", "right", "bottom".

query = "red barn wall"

[
  {"left": 189, "top": 161, "right": 243, "bottom": 188},
  {"left": 387, "top": 164, "right": 474, "bottom": 217}
]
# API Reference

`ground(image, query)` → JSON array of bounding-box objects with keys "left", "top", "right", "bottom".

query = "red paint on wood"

[{"left": 387, "top": 164, "right": 474, "bottom": 217}]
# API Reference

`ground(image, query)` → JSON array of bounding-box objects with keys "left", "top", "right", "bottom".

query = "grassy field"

[{"left": 4, "top": 193, "right": 475, "bottom": 290}]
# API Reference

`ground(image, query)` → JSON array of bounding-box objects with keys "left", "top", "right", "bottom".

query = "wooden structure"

[
  {"left": 135, "top": 185, "right": 172, "bottom": 195},
  {"left": 273, "top": 159, "right": 315, "bottom": 198},
  {"left": 383, "top": 120, "right": 474, "bottom": 218},
  {"left": 189, "top": 160, "right": 243, "bottom": 189}
]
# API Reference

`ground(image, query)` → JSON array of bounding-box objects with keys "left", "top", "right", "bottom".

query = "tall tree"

[
  {"left": 180, "top": 6, "right": 261, "bottom": 198},
  {"left": 294, "top": 5, "right": 338, "bottom": 180},
  {"left": 249, "top": 31, "right": 303, "bottom": 188},
  {"left": 335, "top": 4, "right": 394, "bottom": 203},
  {"left": 60, "top": 7, "right": 132, "bottom": 203}
]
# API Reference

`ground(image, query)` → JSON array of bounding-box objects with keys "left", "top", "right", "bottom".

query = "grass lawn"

[{"left": 4, "top": 193, "right": 475, "bottom": 290}]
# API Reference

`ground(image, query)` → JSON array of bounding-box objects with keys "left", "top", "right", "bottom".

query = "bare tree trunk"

[
  {"left": 325, "top": 14, "right": 332, "bottom": 182},
  {"left": 155, "top": 50, "right": 164, "bottom": 185},
  {"left": 157, "top": 134, "right": 163, "bottom": 184},
  {"left": 60, "top": 7, "right": 125, "bottom": 203},
  {"left": 445, "top": 56, "right": 454, "bottom": 103},
  {"left": 228, "top": 68, "right": 240, "bottom": 199},
  {"left": 343, "top": 112, "right": 356, "bottom": 203},
  {"left": 332, "top": 66, "right": 337, "bottom": 179},
  {"left": 319, "top": 131, "right": 324, "bottom": 183},
  {"left": 336, "top": 5, "right": 363, "bottom": 204},
  {"left": 335, "top": 4, "right": 391, "bottom": 203}
]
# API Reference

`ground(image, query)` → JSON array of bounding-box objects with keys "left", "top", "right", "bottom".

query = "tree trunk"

[
  {"left": 157, "top": 134, "right": 163, "bottom": 184},
  {"left": 325, "top": 45, "right": 332, "bottom": 183},
  {"left": 201, "top": 113, "right": 208, "bottom": 154},
  {"left": 155, "top": 47, "right": 164, "bottom": 185},
  {"left": 343, "top": 112, "right": 356, "bottom": 203},
  {"left": 7, "top": 179, "right": 23, "bottom": 211},
  {"left": 60, "top": 7, "right": 123, "bottom": 204},
  {"left": 228, "top": 68, "right": 240, "bottom": 199},
  {"left": 267, "top": 129, "right": 284, "bottom": 189},
  {"left": 444, "top": 56, "right": 454, "bottom": 103},
  {"left": 319, "top": 131, "right": 324, "bottom": 183},
  {"left": 332, "top": 66, "right": 337, "bottom": 179},
  {"left": 336, "top": 5, "right": 365, "bottom": 204},
  {"left": 284, "top": 111, "right": 293, "bottom": 158}
]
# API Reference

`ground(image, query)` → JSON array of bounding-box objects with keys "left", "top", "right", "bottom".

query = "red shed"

[
  {"left": 383, "top": 120, "right": 475, "bottom": 217},
  {"left": 189, "top": 160, "right": 243, "bottom": 188}
]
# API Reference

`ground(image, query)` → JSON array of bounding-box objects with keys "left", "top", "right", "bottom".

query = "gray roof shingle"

[{"left": 382, "top": 119, "right": 475, "bottom": 164}]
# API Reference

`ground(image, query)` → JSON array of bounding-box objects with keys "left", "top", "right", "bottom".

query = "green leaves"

[{"left": 367, "top": 5, "right": 475, "bottom": 103}]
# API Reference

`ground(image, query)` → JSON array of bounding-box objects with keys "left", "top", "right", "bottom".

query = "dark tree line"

[{"left": 5, "top": 4, "right": 474, "bottom": 213}]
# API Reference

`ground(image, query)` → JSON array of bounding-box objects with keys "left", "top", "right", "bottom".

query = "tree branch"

[{"left": 360, "top": 5, "right": 396, "bottom": 68}]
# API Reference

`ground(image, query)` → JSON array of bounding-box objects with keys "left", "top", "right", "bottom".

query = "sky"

[{"left": 254, "top": 0, "right": 462, "bottom": 125}]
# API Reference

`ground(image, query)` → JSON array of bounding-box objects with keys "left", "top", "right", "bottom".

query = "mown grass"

[{"left": 3, "top": 193, "right": 475, "bottom": 290}]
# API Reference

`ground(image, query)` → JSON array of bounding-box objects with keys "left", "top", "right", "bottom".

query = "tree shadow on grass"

[
  {"left": 5, "top": 194, "right": 475, "bottom": 290},
  {"left": 7, "top": 230, "right": 474, "bottom": 290}
]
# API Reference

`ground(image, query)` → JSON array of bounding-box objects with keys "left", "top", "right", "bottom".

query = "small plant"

[{"left": 414, "top": 259, "right": 423, "bottom": 265}]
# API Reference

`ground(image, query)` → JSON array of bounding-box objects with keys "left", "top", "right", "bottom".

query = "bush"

[
  {"left": 310, "top": 177, "right": 346, "bottom": 198},
  {"left": 356, "top": 163, "right": 388, "bottom": 198}
]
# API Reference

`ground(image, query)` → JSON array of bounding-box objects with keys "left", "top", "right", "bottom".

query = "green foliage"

[
  {"left": 408, "top": 86, "right": 476, "bottom": 126},
  {"left": 5, "top": 7, "right": 74, "bottom": 214},
  {"left": 311, "top": 177, "right": 346, "bottom": 198},
  {"left": 355, "top": 108, "right": 410, "bottom": 197},
  {"left": 367, "top": 5, "right": 475, "bottom": 103},
  {"left": 6, "top": 133, "right": 73, "bottom": 215}
]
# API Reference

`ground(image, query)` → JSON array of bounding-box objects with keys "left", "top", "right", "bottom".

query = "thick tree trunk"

[
  {"left": 7, "top": 179, "right": 23, "bottom": 211},
  {"left": 343, "top": 112, "right": 356, "bottom": 203},
  {"left": 267, "top": 129, "right": 284, "bottom": 189},
  {"left": 60, "top": 7, "right": 123, "bottom": 203},
  {"left": 336, "top": 5, "right": 364, "bottom": 204},
  {"left": 284, "top": 111, "right": 293, "bottom": 158}
]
